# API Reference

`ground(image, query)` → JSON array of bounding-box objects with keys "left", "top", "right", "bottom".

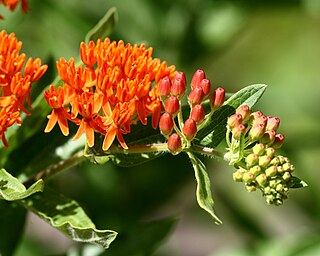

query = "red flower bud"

[
  {"left": 158, "top": 77, "right": 171, "bottom": 97},
  {"left": 272, "top": 134, "right": 285, "bottom": 148},
  {"left": 188, "top": 86, "right": 205, "bottom": 106},
  {"left": 191, "top": 69, "right": 206, "bottom": 89},
  {"left": 159, "top": 113, "right": 174, "bottom": 136},
  {"left": 190, "top": 104, "right": 205, "bottom": 123},
  {"left": 210, "top": 87, "right": 225, "bottom": 110},
  {"left": 167, "top": 133, "right": 183, "bottom": 154},
  {"left": 165, "top": 95, "right": 180, "bottom": 116},
  {"left": 171, "top": 73, "right": 186, "bottom": 98},
  {"left": 266, "top": 116, "right": 280, "bottom": 131},
  {"left": 183, "top": 118, "right": 197, "bottom": 140},
  {"left": 253, "top": 115, "right": 268, "bottom": 126},
  {"left": 199, "top": 79, "right": 211, "bottom": 97},
  {"left": 227, "top": 114, "right": 243, "bottom": 128},
  {"left": 236, "top": 105, "right": 251, "bottom": 122}
]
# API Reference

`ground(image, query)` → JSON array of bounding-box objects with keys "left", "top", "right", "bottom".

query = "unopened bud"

[
  {"left": 259, "top": 155, "right": 271, "bottom": 168},
  {"left": 159, "top": 113, "right": 174, "bottom": 136},
  {"left": 270, "top": 156, "right": 280, "bottom": 165},
  {"left": 253, "top": 115, "right": 268, "bottom": 126},
  {"left": 265, "top": 166, "right": 278, "bottom": 177},
  {"left": 265, "top": 147, "right": 275, "bottom": 158},
  {"left": 174, "top": 71, "right": 187, "bottom": 87},
  {"left": 190, "top": 104, "right": 205, "bottom": 123},
  {"left": 256, "top": 173, "right": 268, "bottom": 186},
  {"left": 232, "top": 124, "right": 246, "bottom": 139},
  {"left": 210, "top": 87, "right": 225, "bottom": 111},
  {"left": 251, "top": 111, "right": 263, "bottom": 120},
  {"left": 250, "top": 165, "right": 262, "bottom": 176},
  {"left": 183, "top": 118, "right": 197, "bottom": 140},
  {"left": 246, "top": 184, "right": 256, "bottom": 192},
  {"left": 252, "top": 143, "right": 265, "bottom": 155},
  {"left": 158, "top": 77, "right": 171, "bottom": 97},
  {"left": 167, "top": 133, "right": 182, "bottom": 155},
  {"left": 249, "top": 123, "right": 265, "bottom": 140},
  {"left": 191, "top": 69, "right": 206, "bottom": 89},
  {"left": 165, "top": 95, "right": 180, "bottom": 116},
  {"left": 199, "top": 79, "right": 211, "bottom": 97},
  {"left": 233, "top": 169, "right": 244, "bottom": 182},
  {"left": 266, "top": 116, "right": 280, "bottom": 131},
  {"left": 282, "top": 172, "right": 291, "bottom": 181},
  {"left": 245, "top": 153, "right": 258, "bottom": 167},
  {"left": 227, "top": 114, "right": 243, "bottom": 128},
  {"left": 236, "top": 105, "right": 251, "bottom": 122},
  {"left": 272, "top": 134, "right": 285, "bottom": 148},
  {"left": 260, "top": 130, "right": 276, "bottom": 145},
  {"left": 243, "top": 172, "right": 255, "bottom": 183},
  {"left": 171, "top": 75, "right": 186, "bottom": 99},
  {"left": 188, "top": 86, "right": 205, "bottom": 106}
]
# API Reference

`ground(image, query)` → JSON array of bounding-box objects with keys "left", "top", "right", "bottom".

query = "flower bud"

[
  {"left": 236, "top": 105, "right": 251, "bottom": 122},
  {"left": 233, "top": 169, "right": 244, "bottom": 182},
  {"left": 265, "top": 147, "right": 275, "bottom": 158},
  {"left": 256, "top": 173, "right": 268, "bottom": 186},
  {"left": 246, "top": 184, "right": 256, "bottom": 192},
  {"left": 266, "top": 116, "right": 280, "bottom": 131},
  {"left": 260, "top": 130, "right": 276, "bottom": 145},
  {"left": 158, "top": 77, "right": 171, "bottom": 97},
  {"left": 251, "top": 111, "right": 263, "bottom": 120},
  {"left": 249, "top": 123, "right": 265, "bottom": 140},
  {"left": 199, "top": 79, "right": 211, "bottom": 97},
  {"left": 232, "top": 124, "right": 246, "bottom": 139},
  {"left": 210, "top": 87, "right": 225, "bottom": 111},
  {"left": 171, "top": 74, "right": 187, "bottom": 98},
  {"left": 167, "top": 133, "right": 182, "bottom": 155},
  {"left": 190, "top": 104, "right": 205, "bottom": 123},
  {"left": 183, "top": 118, "right": 197, "bottom": 140},
  {"left": 188, "top": 86, "right": 205, "bottom": 106},
  {"left": 253, "top": 115, "right": 268, "bottom": 126},
  {"left": 270, "top": 156, "right": 280, "bottom": 165},
  {"left": 165, "top": 95, "right": 180, "bottom": 116},
  {"left": 227, "top": 114, "right": 243, "bottom": 128},
  {"left": 265, "top": 166, "right": 278, "bottom": 177},
  {"left": 159, "top": 113, "right": 174, "bottom": 136},
  {"left": 174, "top": 71, "right": 187, "bottom": 87},
  {"left": 259, "top": 155, "right": 271, "bottom": 168},
  {"left": 282, "top": 172, "right": 291, "bottom": 181},
  {"left": 245, "top": 153, "right": 258, "bottom": 167},
  {"left": 250, "top": 165, "right": 262, "bottom": 176},
  {"left": 191, "top": 69, "right": 206, "bottom": 89},
  {"left": 272, "top": 134, "right": 285, "bottom": 148},
  {"left": 252, "top": 143, "right": 265, "bottom": 155},
  {"left": 243, "top": 172, "right": 255, "bottom": 183}
]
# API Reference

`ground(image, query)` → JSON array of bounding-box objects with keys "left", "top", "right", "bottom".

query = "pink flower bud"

[
  {"left": 183, "top": 118, "right": 197, "bottom": 140},
  {"left": 191, "top": 69, "right": 206, "bottom": 89},
  {"left": 227, "top": 113, "right": 243, "bottom": 128},
  {"left": 210, "top": 87, "right": 225, "bottom": 111},
  {"left": 236, "top": 105, "right": 251, "bottom": 122},
  {"left": 232, "top": 124, "right": 246, "bottom": 139},
  {"left": 159, "top": 113, "right": 174, "bottom": 136},
  {"left": 165, "top": 95, "right": 180, "bottom": 116},
  {"left": 188, "top": 86, "right": 205, "bottom": 106},
  {"left": 199, "top": 79, "right": 211, "bottom": 97},
  {"left": 158, "top": 77, "right": 171, "bottom": 97},
  {"left": 253, "top": 115, "right": 268, "bottom": 126},
  {"left": 250, "top": 111, "right": 263, "bottom": 120},
  {"left": 190, "top": 104, "right": 205, "bottom": 123},
  {"left": 167, "top": 133, "right": 182, "bottom": 154},
  {"left": 249, "top": 123, "right": 265, "bottom": 140},
  {"left": 171, "top": 73, "right": 186, "bottom": 98},
  {"left": 272, "top": 134, "right": 285, "bottom": 148},
  {"left": 261, "top": 130, "right": 276, "bottom": 145},
  {"left": 266, "top": 116, "right": 280, "bottom": 131}
]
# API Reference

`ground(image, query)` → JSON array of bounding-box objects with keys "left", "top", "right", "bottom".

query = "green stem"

[
  {"left": 190, "top": 144, "right": 225, "bottom": 158},
  {"left": 107, "top": 143, "right": 169, "bottom": 154}
]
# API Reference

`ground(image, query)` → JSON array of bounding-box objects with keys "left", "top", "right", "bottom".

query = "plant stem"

[{"left": 190, "top": 144, "right": 225, "bottom": 158}]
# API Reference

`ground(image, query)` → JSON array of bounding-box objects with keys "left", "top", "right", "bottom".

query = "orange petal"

[
  {"left": 85, "top": 125, "right": 95, "bottom": 147},
  {"left": 44, "top": 111, "right": 58, "bottom": 133},
  {"left": 102, "top": 126, "right": 117, "bottom": 151},
  {"left": 73, "top": 120, "right": 85, "bottom": 141},
  {"left": 117, "top": 131, "right": 128, "bottom": 149},
  {"left": 57, "top": 113, "right": 69, "bottom": 136}
]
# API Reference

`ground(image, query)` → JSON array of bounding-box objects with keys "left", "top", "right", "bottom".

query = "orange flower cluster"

[
  {"left": 0, "top": 0, "right": 27, "bottom": 18},
  {"left": 0, "top": 30, "right": 47, "bottom": 147},
  {"left": 44, "top": 38, "right": 176, "bottom": 151}
]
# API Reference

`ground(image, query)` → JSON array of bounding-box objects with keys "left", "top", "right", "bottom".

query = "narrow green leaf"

[
  {"left": 289, "top": 176, "right": 308, "bottom": 189},
  {"left": 24, "top": 187, "right": 117, "bottom": 249},
  {"left": 85, "top": 7, "right": 118, "bottom": 43},
  {"left": 195, "top": 84, "right": 267, "bottom": 147},
  {"left": 0, "top": 169, "right": 44, "bottom": 201},
  {"left": 187, "top": 152, "right": 222, "bottom": 224},
  {"left": 0, "top": 201, "right": 26, "bottom": 256}
]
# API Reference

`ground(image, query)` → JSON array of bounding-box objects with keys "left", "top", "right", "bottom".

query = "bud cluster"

[
  {"left": 158, "top": 70, "right": 225, "bottom": 155},
  {"left": 225, "top": 105, "right": 296, "bottom": 205}
]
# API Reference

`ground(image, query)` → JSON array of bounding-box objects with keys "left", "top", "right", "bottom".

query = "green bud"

[
  {"left": 276, "top": 183, "right": 284, "bottom": 192},
  {"left": 245, "top": 153, "right": 258, "bottom": 167},
  {"left": 233, "top": 170, "right": 244, "bottom": 182},
  {"left": 277, "top": 166, "right": 284, "bottom": 173},
  {"left": 264, "top": 186, "right": 271, "bottom": 194},
  {"left": 259, "top": 155, "right": 271, "bottom": 168},
  {"left": 252, "top": 143, "right": 265, "bottom": 156},
  {"left": 256, "top": 173, "right": 268, "bottom": 187},
  {"left": 250, "top": 165, "right": 262, "bottom": 176},
  {"left": 283, "top": 162, "right": 291, "bottom": 172},
  {"left": 246, "top": 184, "right": 256, "bottom": 192},
  {"left": 282, "top": 172, "right": 291, "bottom": 181},
  {"left": 243, "top": 172, "right": 255, "bottom": 183},
  {"left": 265, "top": 166, "right": 278, "bottom": 177},
  {"left": 270, "top": 156, "right": 280, "bottom": 166},
  {"left": 265, "top": 147, "right": 275, "bottom": 158}
]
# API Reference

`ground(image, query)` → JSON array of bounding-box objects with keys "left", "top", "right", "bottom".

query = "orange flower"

[
  {"left": 0, "top": 30, "right": 47, "bottom": 147},
  {"left": 0, "top": 0, "right": 28, "bottom": 18},
  {"left": 45, "top": 38, "right": 176, "bottom": 150}
]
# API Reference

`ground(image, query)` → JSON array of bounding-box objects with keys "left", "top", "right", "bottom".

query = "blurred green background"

[{"left": 1, "top": 0, "right": 320, "bottom": 255}]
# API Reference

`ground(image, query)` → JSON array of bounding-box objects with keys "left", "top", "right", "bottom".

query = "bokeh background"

[{"left": 1, "top": 0, "right": 320, "bottom": 255}]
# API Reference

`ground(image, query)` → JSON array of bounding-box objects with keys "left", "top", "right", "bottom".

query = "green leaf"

[
  {"left": 0, "top": 201, "right": 26, "bottom": 256},
  {"left": 85, "top": 7, "right": 118, "bottom": 43},
  {"left": 0, "top": 169, "right": 44, "bottom": 201},
  {"left": 24, "top": 187, "right": 117, "bottom": 249},
  {"left": 195, "top": 84, "right": 267, "bottom": 147},
  {"left": 289, "top": 176, "right": 308, "bottom": 189},
  {"left": 187, "top": 152, "right": 222, "bottom": 224}
]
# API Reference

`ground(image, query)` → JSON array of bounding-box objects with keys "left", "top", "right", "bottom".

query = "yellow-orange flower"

[
  {"left": 0, "top": 0, "right": 28, "bottom": 18},
  {"left": 44, "top": 38, "right": 176, "bottom": 150},
  {"left": 0, "top": 30, "right": 47, "bottom": 147}
]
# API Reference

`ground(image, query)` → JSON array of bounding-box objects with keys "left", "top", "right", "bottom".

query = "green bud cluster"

[{"left": 225, "top": 105, "right": 298, "bottom": 205}]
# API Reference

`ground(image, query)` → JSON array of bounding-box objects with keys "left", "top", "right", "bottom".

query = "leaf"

[
  {"left": 0, "top": 201, "right": 26, "bottom": 256},
  {"left": 24, "top": 187, "right": 117, "bottom": 249},
  {"left": 195, "top": 84, "right": 267, "bottom": 147},
  {"left": 187, "top": 152, "right": 222, "bottom": 224},
  {"left": 289, "top": 176, "right": 308, "bottom": 189},
  {"left": 85, "top": 7, "right": 118, "bottom": 43},
  {"left": 0, "top": 168, "right": 44, "bottom": 201}
]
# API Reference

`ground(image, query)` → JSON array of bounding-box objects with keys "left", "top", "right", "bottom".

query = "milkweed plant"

[{"left": 0, "top": 4, "right": 307, "bottom": 253}]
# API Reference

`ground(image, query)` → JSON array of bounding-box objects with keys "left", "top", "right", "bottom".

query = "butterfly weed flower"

[
  {"left": 0, "top": 30, "right": 47, "bottom": 147},
  {"left": 44, "top": 38, "right": 176, "bottom": 151},
  {"left": 225, "top": 105, "right": 300, "bottom": 205}
]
